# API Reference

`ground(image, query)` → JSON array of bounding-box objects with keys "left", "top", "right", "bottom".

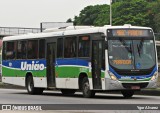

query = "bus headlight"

[
  {"left": 108, "top": 71, "right": 118, "bottom": 81},
  {"left": 151, "top": 72, "right": 158, "bottom": 81}
]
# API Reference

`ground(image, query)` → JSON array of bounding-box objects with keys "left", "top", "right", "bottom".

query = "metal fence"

[{"left": 0, "top": 27, "right": 41, "bottom": 36}]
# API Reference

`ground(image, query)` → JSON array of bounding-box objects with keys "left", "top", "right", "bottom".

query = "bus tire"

[
  {"left": 26, "top": 76, "right": 44, "bottom": 95},
  {"left": 61, "top": 89, "right": 76, "bottom": 95},
  {"left": 36, "top": 88, "right": 44, "bottom": 95},
  {"left": 82, "top": 77, "right": 95, "bottom": 98},
  {"left": 121, "top": 90, "right": 134, "bottom": 98}
]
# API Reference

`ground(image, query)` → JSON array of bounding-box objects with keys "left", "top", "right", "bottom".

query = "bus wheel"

[
  {"left": 26, "top": 76, "right": 44, "bottom": 95},
  {"left": 121, "top": 90, "right": 134, "bottom": 98},
  {"left": 61, "top": 89, "right": 76, "bottom": 95},
  {"left": 82, "top": 77, "right": 95, "bottom": 98},
  {"left": 35, "top": 88, "right": 44, "bottom": 95}
]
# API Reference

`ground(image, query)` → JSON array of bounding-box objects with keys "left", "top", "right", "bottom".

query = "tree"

[
  {"left": 71, "top": 0, "right": 158, "bottom": 31},
  {"left": 66, "top": 18, "right": 72, "bottom": 23},
  {"left": 112, "top": 0, "right": 150, "bottom": 27},
  {"left": 150, "top": 0, "right": 160, "bottom": 33},
  {"left": 112, "top": 0, "right": 157, "bottom": 3},
  {"left": 74, "top": 5, "right": 110, "bottom": 26},
  {"left": 112, "top": 0, "right": 124, "bottom": 3}
]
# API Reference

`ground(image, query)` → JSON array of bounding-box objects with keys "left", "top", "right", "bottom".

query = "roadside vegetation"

[{"left": 67, "top": 0, "right": 160, "bottom": 36}]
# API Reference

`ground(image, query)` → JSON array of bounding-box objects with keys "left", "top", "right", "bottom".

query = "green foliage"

[
  {"left": 66, "top": 18, "right": 72, "bottom": 23},
  {"left": 112, "top": 0, "right": 150, "bottom": 27},
  {"left": 70, "top": 0, "right": 160, "bottom": 33},
  {"left": 112, "top": 0, "right": 125, "bottom": 3},
  {"left": 150, "top": 0, "right": 160, "bottom": 32},
  {"left": 73, "top": 5, "right": 110, "bottom": 26},
  {"left": 113, "top": 0, "right": 157, "bottom": 3}
]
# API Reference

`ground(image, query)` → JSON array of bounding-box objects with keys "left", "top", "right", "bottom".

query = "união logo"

[{"left": 21, "top": 61, "right": 45, "bottom": 71}]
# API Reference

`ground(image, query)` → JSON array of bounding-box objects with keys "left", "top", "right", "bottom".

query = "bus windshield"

[{"left": 108, "top": 39, "right": 156, "bottom": 70}]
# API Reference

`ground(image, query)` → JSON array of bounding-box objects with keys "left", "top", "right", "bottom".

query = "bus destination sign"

[{"left": 112, "top": 29, "right": 150, "bottom": 37}]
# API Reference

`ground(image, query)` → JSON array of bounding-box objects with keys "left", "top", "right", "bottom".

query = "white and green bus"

[{"left": 2, "top": 25, "right": 158, "bottom": 98}]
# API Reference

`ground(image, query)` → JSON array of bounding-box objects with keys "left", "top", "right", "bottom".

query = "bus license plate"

[{"left": 131, "top": 86, "right": 140, "bottom": 89}]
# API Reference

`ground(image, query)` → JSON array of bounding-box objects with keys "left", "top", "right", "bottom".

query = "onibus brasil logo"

[{"left": 21, "top": 61, "right": 45, "bottom": 71}]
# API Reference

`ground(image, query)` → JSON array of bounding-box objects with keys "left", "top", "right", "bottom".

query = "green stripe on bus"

[
  {"left": 2, "top": 66, "right": 105, "bottom": 78},
  {"left": 2, "top": 67, "right": 46, "bottom": 77},
  {"left": 57, "top": 66, "right": 105, "bottom": 78}
]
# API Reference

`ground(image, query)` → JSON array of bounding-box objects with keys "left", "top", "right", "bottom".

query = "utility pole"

[{"left": 110, "top": 0, "right": 112, "bottom": 25}]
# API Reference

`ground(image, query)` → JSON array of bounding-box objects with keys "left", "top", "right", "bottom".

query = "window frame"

[
  {"left": 17, "top": 40, "right": 27, "bottom": 59},
  {"left": 64, "top": 36, "right": 77, "bottom": 58},
  {"left": 3, "top": 38, "right": 46, "bottom": 60},
  {"left": 4, "top": 41, "right": 17, "bottom": 60},
  {"left": 39, "top": 39, "right": 46, "bottom": 59},
  {"left": 2, "top": 41, "right": 7, "bottom": 60},
  {"left": 78, "top": 35, "right": 90, "bottom": 58},
  {"left": 57, "top": 38, "right": 64, "bottom": 58}
]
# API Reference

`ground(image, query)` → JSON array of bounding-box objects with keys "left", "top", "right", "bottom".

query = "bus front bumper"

[{"left": 105, "top": 78, "right": 157, "bottom": 90}]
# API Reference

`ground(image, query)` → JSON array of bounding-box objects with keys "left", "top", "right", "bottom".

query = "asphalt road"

[
  {"left": 0, "top": 89, "right": 159, "bottom": 104},
  {"left": 0, "top": 89, "right": 160, "bottom": 113}
]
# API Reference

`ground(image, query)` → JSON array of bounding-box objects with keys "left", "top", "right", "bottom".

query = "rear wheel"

[
  {"left": 26, "top": 76, "right": 44, "bottom": 95},
  {"left": 121, "top": 90, "right": 134, "bottom": 98},
  {"left": 61, "top": 89, "right": 76, "bottom": 95},
  {"left": 82, "top": 77, "right": 95, "bottom": 98}
]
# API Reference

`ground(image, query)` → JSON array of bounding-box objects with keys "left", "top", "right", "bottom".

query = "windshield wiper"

[
  {"left": 119, "top": 39, "right": 132, "bottom": 54},
  {"left": 137, "top": 39, "right": 144, "bottom": 57}
]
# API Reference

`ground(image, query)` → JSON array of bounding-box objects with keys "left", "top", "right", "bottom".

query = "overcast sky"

[{"left": 0, "top": 0, "right": 110, "bottom": 28}]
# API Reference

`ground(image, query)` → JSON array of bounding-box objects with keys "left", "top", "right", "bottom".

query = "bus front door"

[
  {"left": 47, "top": 43, "right": 56, "bottom": 88},
  {"left": 92, "top": 40, "right": 102, "bottom": 89}
]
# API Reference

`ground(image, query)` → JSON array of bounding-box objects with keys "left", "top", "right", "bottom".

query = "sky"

[{"left": 0, "top": 0, "right": 110, "bottom": 28}]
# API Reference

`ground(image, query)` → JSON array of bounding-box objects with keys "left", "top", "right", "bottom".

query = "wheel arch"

[{"left": 78, "top": 72, "right": 89, "bottom": 90}]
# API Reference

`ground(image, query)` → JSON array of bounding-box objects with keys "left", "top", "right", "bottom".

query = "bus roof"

[{"left": 3, "top": 25, "right": 152, "bottom": 41}]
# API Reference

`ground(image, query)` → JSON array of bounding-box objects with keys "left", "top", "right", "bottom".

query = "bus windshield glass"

[
  {"left": 108, "top": 39, "right": 156, "bottom": 70},
  {"left": 107, "top": 29, "right": 156, "bottom": 70}
]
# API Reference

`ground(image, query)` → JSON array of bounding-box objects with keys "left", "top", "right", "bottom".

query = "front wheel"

[
  {"left": 82, "top": 77, "right": 95, "bottom": 98},
  {"left": 26, "top": 76, "right": 44, "bottom": 95},
  {"left": 121, "top": 90, "right": 134, "bottom": 98}
]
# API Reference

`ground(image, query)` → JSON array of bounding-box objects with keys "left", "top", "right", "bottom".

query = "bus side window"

[
  {"left": 78, "top": 36, "right": 90, "bottom": 57},
  {"left": 2, "top": 42, "right": 7, "bottom": 60},
  {"left": 57, "top": 38, "right": 63, "bottom": 58},
  {"left": 17, "top": 41, "right": 27, "bottom": 59},
  {"left": 27, "top": 40, "right": 38, "bottom": 59},
  {"left": 6, "top": 41, "right": 17, "bottom": 60},
  {"left": 64, "top": 37, "right": 77, "bottom": 58},
  {"left": 39, "top": 39, "right": 45, "bottom": 59}
]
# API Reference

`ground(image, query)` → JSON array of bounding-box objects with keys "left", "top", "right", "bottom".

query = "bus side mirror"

[{"left": 105, "top": 41, "right": 108, "bottom": 50}]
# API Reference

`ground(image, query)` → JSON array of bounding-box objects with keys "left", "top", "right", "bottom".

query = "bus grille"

[{"left": 122, "top": 83, "right": 149, "bottom": 89}]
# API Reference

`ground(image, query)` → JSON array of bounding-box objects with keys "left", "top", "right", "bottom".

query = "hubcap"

[
  {"left": 84, "top": 83, "right": 90, "bottom": 95},
  {"left": 28, "top": 79, "right": 33, "bottom": 92}
]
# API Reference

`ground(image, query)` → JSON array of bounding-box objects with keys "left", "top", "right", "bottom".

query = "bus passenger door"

[
  {"left": 47, "top": 43, "right": 56, "bottom": 88},
  {"left": 92, "top": 40, "right": 102, "bottom": 89}
]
